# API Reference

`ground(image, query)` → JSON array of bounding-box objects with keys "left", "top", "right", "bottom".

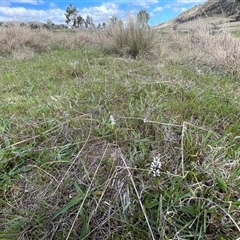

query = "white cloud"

[
  {"left": 49, "top": 2, "right": 57, "bottom": 9},
  {"left": 153, "top": 6, "right": 163, "bottom": 12},
  {"left": 0, "top": 6, "right": 65, "bottom": 23},
  {"left": 180, "top": 7, "right": 187, "bottom": 12},
  {"left": 172, "top": 7, "right": 188, "bottom": 13},
  {"left": 0, "top": 2, "right": 124, "bottom": 25},
  {"left": 79, "top": 2, "right": 125, "bottom": 24},
  {"left": 153, "top": 3, "right": 172, "bottom": 12},
  {"left": 82, "top": 3, "right": 118, "bottom": 16},
  {"left": 3, "top": 0, "right": 44, "bottom": 4},
  {"left": 0, "top": 1, "right": 10, "bottom": 7},
  {"left": 133, "top": 0, "right": 158, "bottom": 8}
]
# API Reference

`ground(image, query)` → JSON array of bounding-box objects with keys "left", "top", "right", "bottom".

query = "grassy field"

[{"left": 0, "top": 23, "right": 240, "bottom": 240}]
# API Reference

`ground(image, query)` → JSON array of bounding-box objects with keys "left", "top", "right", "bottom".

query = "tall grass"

[
  {"left": 161, "top": 22, "right": 240, "bottom": 76},
  {"left": 107, "top": 16, "right": 156, "bottom": 59},
  {"left": 0, "top": 25, "right": 106, "bottom": 57}
]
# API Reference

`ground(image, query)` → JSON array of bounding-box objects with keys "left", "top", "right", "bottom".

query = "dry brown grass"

[
  {"left": 0, "top": 25, "right": 107, "bottom": 57},
  {"left": 105, "top": 16, "right": 156, "bottom": 59},
  {"left": 0, "top": 23, "right": 158, "bottom": 60},
  {"left": 1, "top": 23, "right": 240, "bottom": 75},
  {"left": 156, "top": 23, "right": 240, "bottom": 76},
  {"left": 203, "top": 31, "right": 240, "bottom": 74}
]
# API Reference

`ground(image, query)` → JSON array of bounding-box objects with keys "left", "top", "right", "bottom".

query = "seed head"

[{"left": 150, "top": 155, "right": 161, "bottom": 177}]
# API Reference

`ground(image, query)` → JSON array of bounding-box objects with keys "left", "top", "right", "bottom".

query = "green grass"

[
  {"left": 231, "top": 30, "right": 240, "bottom": 38},
  {"left": 1, "top": 32, "right": 240, "bottom": 240}
]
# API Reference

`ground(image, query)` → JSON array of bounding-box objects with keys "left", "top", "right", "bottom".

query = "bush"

[{"left": 107, "top": 16, "right": 156, "bottom": 59}]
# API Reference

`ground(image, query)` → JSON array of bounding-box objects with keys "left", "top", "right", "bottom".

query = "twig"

[{"left": 181, "top": 122, "right": 187, "bottom": 176}]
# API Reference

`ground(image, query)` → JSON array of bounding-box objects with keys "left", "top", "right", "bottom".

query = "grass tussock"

[
  {"left": 106, "top": 16, "right": 156, "bottom": 59},
  {"left": 0, "top": 22, "right": 240, "bottom": 239}
]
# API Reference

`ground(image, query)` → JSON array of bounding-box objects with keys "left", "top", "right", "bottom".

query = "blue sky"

[{"left": 0, "top": 0, "right": 205, "bottom": 26}]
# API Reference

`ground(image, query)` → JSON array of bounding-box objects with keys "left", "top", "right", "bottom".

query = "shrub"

[{"left": 107, "top": 16, "right": 156, "bottom": 59}]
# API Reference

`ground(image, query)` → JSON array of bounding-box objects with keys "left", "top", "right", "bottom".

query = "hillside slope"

[
  {"left": 157, "top": 0, "right": 240, "bottom": 31},
  {"left": 176, "top": 0, "right": 240, "bottom": 23}
]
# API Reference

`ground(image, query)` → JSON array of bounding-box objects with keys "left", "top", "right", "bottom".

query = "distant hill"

[
  {"left": 175, "top": 0, "right": 240, "bottom": 23},
  {"left": 157, "top": 0, "right": 240, "bottom": 31}
]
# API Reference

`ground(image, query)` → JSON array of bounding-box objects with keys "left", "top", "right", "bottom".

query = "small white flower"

[
  {"left": 109, "top": 115, "right": 116, "bottom": 126},
  {"left": 150, "top": 155, "right": 161, "bottom": 177},
  {"left": 69, "top": 60, "right": 78, "bottom": 68}
]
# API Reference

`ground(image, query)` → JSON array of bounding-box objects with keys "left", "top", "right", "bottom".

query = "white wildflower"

[
  {"left": 69, "top": 60, "right": 78, "bottom": 69},
  {"left": 150, "top": 155, "right": 162, "bottom": 177},
  {"left": 109, "top": 115, "right": 116, "bottom": 126}
]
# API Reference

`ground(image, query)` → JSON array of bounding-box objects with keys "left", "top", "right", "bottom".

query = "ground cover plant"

[{"left": 0, "top": 21, "right": 240, "bottom": 240}]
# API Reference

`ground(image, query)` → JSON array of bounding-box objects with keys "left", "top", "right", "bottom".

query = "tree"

[
  {"left": 65, "top": 3, "right": 86, "bottom": 28},
  {"left": 65, "top": 3, "right": 78, "bottom": 27},
  {"left": 65, "top": 4, "right": 95, "bottom": 29},
  {"left": 137, "top": 10, "right": 150, "bottom": 28},
  {"left": 76, "top": 15, "right": 84, "bottom": 28},
  {"left": 117, "top": 20, "right": 123, "bottom": 28},
  {"left": 109, "top": 16, "right": 123, "bottom": 28},
  {"left": 102, "top": 22, "right": 107, "bottom": 28},
  {"left": 47, "top": 19, "right": 53, "bottom": 25},
  {"left": 110, "top": 16, "right": 118, "bottom": 26},
  {"left": 85, "top": 15, "right": 94, "bottom": 28}
]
